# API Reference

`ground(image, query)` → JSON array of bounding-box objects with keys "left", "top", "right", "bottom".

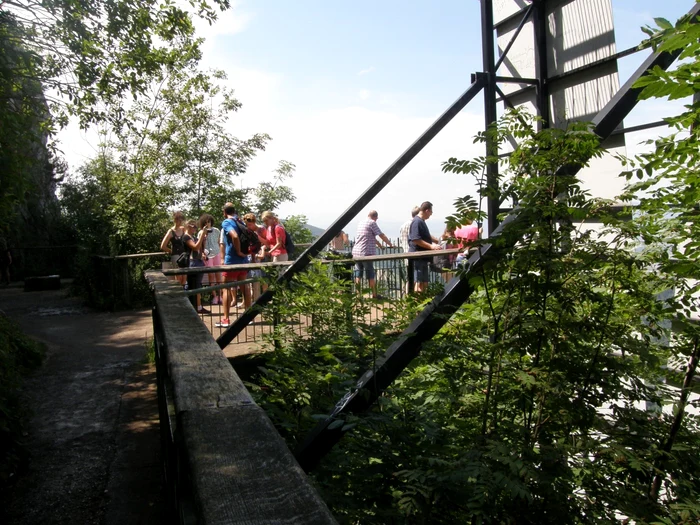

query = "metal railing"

[
  {"left": 162, "top": 248, "right": 464, "bottom": 349},
  {"left": 91, "top": 252, "right": 169, "bottom": 309},
  {"left": 11, "top": 245, "right": 80, "bottom": 281}
]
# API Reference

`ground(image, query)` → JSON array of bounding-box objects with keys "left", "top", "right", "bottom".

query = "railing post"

[{"left": 109, "top": 257, "right": 116, "bottom": 311}]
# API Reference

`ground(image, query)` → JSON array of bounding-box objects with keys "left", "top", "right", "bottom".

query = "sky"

[{"left": 58, "top": 0, "right": 694, "bottom": 238}]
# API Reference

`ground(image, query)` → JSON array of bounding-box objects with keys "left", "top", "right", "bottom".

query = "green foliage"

[
  {"left": 144, "top": 337, "right": 156, "bottom": 365},
  {"left": 107, "top": 65, "right": 270, "bottom": 218},
  {"left": 283, "top": 214, "right": 314, "bottom": 244},
  {"left": 0, "top": 12, "right": 63, "bottom": 238},
  {"left": 0, "top": 315, "right": 45, "bottom": 486},
  {"left": 60, "top": 155, "right": 170, "bottom": 256},
  {"left": 0, "top": 0, "right": 234, "bottom": 270},
  {"left": 615, "top": 11, "right": 700, "bottom": 522},
  {"left": 249, "top": 100, "right": 700, "bottom": 522},
  {"left": 254, "top": 161, "right": 297, "bottom": 216},
  {"left": 2, "top": 0, "right": 231, "bottom": 129}
]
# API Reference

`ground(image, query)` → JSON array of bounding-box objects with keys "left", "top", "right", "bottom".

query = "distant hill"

[{"left": 304, "top": 224, "right": 326, "bottom": 239}]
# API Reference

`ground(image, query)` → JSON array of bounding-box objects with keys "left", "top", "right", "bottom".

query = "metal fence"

[
  {"left": 91, "top": 252, "right": 170, "bottom": 309},
  {"left": 162, "top": 247, "right": 462, "bottom": 350},
  {"left": 11, "top": 245, "right": 80, "bottom": 281}
]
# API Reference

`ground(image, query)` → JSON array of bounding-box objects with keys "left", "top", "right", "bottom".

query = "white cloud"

[
  {"left": 228, "top": 100, "right": 485, "bottom": 237},
  {"left": 193, "top": 1, "right": 253, "bottom": 40},
  {"left": 358, "top": 89, "right": 371, "bottom": 101},
  {"left": 358, "top": 66, "right": 375, "bottom": 76},
  {"left": 54, "top": 61, "right": 491, "bottom": 239}
]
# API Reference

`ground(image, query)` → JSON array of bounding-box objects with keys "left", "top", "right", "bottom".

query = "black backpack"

[
  {"left": 234, "top": 220, "right": 261, "bottom": 255},
  {"left": 283, "top": 228, "right": 295, "bottom": 257},
  {"left": 272, "top": 224, "right": 295, "bottom": 257}
]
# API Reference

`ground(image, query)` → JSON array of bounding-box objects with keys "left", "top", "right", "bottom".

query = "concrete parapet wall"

[{"left": 146, "top": 271, "right": 337, "bottom": 524}]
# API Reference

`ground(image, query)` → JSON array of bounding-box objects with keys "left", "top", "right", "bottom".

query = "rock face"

[
  {"left": 0, "top": 18, "right": 64, "bottom": 277},
  {"left": 13, "top": 102, "right": 62, "bottom": 243}
]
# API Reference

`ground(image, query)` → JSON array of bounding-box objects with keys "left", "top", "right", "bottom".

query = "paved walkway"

[{"left": 0, "top": 285, "right": 165, "bottom": 524}]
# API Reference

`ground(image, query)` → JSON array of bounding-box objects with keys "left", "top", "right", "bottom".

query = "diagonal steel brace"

[{"left": 294, "top": 5, "right": 699, "bottom": 471}]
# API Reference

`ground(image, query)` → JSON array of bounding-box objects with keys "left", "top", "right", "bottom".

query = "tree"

[
  {"left": 107, "top": 64, "right": 270, "bottom": 219},
  {"left": 60, "top": 153, "right": 171, "bottom": 256},
  {"left": 60, "top": 62, "right": 299, "bottom": 256},
  {"left": 250, "top": 109, "right": 700, "bottom": 524},
  {"left": 282, "top": 214, "right": 313, "bottom": 244},
  {"left": 1, "top": 0, "right": 231, "bottom": 129},
  {"left": 253, "top": 160, "right": 296, "bottom": 215},
  {"left": 0, "top": 0, "right": 232, "bottom": 262},
  {"left": 613, "top": 11, "right": 700, "bottom": 522}
]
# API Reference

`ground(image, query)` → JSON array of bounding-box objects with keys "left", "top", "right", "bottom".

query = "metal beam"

[
  {"left": 546, "top": 45, "right": 642, "bottom": 85},
  {"left": 482, "top": 0, "right": 500, "bottom": 236},
  {"left": 492, "top": 1, "right": 533, "bottom": 31},
  {"left": 216, "top": 77, "right": 487, "bottom": 348},
  {"left": 532, "top": 0, "right": 550, "bottom": 129},
  {"left": 495, "top": 76, "right": 539, "bottom": 85},
  {"left": 494, "top": 3, "right": 534, "bottom": 72},
  {"left": 294, "top": 6, "right": 698, "bottom": 472},
  {"left": 610, "top": 120, "right": 668, "bottom": 136}
]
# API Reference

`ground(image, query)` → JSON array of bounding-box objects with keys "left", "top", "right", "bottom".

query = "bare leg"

[
  {"left": 242, "top": 284, "right": 252, "bottom": 309},
  {"left": 213, "top": 272, "right": 222, "bottom": 301},
  {"left": 369, "top": 278, "right": 377, "bottom": 298},
  {"left": 222, "top": 286, "right": 231, "bottom": 320},
  {"left": 415, "top": 282, "right": 428, "bottom": 293}
]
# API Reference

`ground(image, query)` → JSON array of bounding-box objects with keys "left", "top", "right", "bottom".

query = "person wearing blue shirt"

[
  {"left": 216, "top": 203, "right": 250, "bottom": 328},
  {"left": 408, "top": 201, "right": 441, "bottom": 293}
]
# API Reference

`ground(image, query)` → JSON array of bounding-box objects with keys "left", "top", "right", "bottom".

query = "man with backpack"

[
  {"left": 216, "top": 203, "right": 251, "bottom": 329},
  {"left": 261, "top": 211, "right": 294, "bottom": 262}
]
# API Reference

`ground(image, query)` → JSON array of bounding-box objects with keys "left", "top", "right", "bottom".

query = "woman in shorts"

[
  {"left": 183, "top": 220, "right": 210, "bottom": 314},
  {"left": 242, "top": 213, "right": 267, "bottom": 300},
  {"left": 199, "top": 213, "right": 222, "bottom": 305},
  {"left": 159, "top": 210, "right": 187, "bottom": 285}
]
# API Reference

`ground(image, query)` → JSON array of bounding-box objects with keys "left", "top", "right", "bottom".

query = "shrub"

[{"left": 0, "top": 315, "right": 44, "bottom": 486}]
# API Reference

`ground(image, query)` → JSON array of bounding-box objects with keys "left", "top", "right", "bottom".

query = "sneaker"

[
  {"left": 211, "top": 296, "right": 220, "bottom": 305},
  {"left": 197, "top": 307, "right": 211, "bottom": 314},
  {"left": 215, "top": 318, "right": 230, "bottom": 328},
  {"left": 235, "top": 301, "right": 245, "bottom": 309}
]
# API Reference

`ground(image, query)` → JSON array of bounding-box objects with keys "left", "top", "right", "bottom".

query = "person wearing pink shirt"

[
  {"left": 261, "top": 211, "right": 288, "bottom": 262},
  {"left": 454, "top": 220, "right": 481, "bottom": 266},
  {"left": 455, "top": 221, "right": 480, "bottom": 245}
]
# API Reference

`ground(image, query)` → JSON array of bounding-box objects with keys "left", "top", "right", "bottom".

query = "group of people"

[
  {"left": 161, "top": 200, "right": 480, "bottom": 321},
  {"left": 160, "top": 204, "right": 291, "bottom": 328},
  {"left": 352, "top": 201, "right": 480, "bottom": 295}
]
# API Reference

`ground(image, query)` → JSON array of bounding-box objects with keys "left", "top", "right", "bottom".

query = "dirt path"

[{"left": 0, "top": 285, "right": 165, "bottom": 524}]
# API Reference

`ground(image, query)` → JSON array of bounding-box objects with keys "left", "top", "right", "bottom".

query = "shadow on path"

[{"left": 0, "top": 286, "right": 165, "bottom": 524}]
